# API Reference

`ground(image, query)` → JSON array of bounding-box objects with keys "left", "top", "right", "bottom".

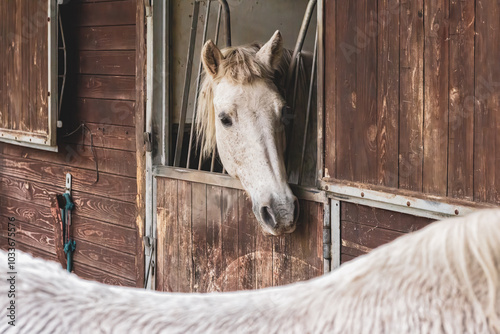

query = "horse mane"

[
  {"left": 195, "top": 43, "right": 298, "bottom": 160},
  {"left": 3, "top": 210, "right": 500, "bottom": 333}
]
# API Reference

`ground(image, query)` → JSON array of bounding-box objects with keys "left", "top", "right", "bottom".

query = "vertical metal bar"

[
  {"left": 286, "top": 53, "right": 302, "bottom": 174},
  {"left": 316, "top": 0, "right": 325, "bottom": 183},
  {"left": 217, "top": 0, "right": 231, "bottom": 47},
  {"left": 330, "top": 199, "right": 341, "bottom": 270},
  {"left": 298, "top": 28, "right": 318, "bottom": 185},
  {"left": 173, "top": 1, "right": 200, "bottom": 166},
  {"left": 199, "top": 3, "right": 222, "bottom": 171},
  {"left": 286, "top": 0, "right": 317, "bottom": 89},
  {"left": 186, "top": 1, "right": 211, "bottom": 168}
]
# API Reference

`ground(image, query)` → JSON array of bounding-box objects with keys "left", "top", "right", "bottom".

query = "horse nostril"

[
  {"left": 261, "top": 206, "right": 277, "bottom": 228},
  {"left": 293, "top": 198, "right": 300, "bottom": 224}
]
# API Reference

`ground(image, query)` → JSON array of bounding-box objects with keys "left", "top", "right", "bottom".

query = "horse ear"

[
  {"left": 256, "top": 30, "right": 283, "bottom": 70},
  {"left": 202, "top": 40, "right": 224, "bottom": 79}
]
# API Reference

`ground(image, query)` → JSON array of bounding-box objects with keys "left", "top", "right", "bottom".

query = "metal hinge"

[{"left": 144, "top": 132, "right": 153, "bottom": 152}]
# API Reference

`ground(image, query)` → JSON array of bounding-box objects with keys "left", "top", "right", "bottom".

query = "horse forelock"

[{"left": 196, "top": 44, "right": 296, "bottom": 160}]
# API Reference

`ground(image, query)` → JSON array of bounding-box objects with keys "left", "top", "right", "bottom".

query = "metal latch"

[{"left": 143, "top": 132, "right": 153, "bottom": 152}]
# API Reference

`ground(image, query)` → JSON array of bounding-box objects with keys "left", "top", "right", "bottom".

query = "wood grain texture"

[
  {"left": 76, "top": 26, "right": 136, "bottom": 51},
  {"left": 221, "top": 187, "right": 239, "bottom": 291},
  {"left": 474, "top": 0, "right": 500, "bottom": 204},
  {"left": 62, "top": 123, "right": 136, "bottom": 152},
  {"left": 74, "top": 98, "right": 135, "bottom": 127},
  {"left": 71, "top": 0, "right": 136, "bottom": 27},
  {"left": 323, "top": 0, "right": 336, "bottom": 179},
  {"left": 377, "top": 0, "right": 400, "bottom": 187},
  {"left": 399, "top": 0, "right": 424, "bottom": 191},
  {"left": 77, "top": 51, "right": 135, "bottom": 76},
  {"left": 0, "top": 155, "right": 136, "bottom": 203},
  {"left": 423, "top": 0, "right": 449, "bottom": 196},
  {"left": 192, "top": 182, "right": 208, "bottom": 292},
  {"left": 340, "top": 203, "right": 434, "bottom": 263},
  {"left": 448, "top": 0, "right": 475, "bottom": 200},
  {"left": 177, "top": 180, "right": 193, "bottom": 292},
  {"left": 0, "top": 195, "right": 54, "bottom": 232},
  {"left": 76, "top": 75, "right": 136, "bottom": 100}
]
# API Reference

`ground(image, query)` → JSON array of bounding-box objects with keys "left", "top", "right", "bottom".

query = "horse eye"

[{"left": 219, "top": 113, "right": 233, "bottom": 127}]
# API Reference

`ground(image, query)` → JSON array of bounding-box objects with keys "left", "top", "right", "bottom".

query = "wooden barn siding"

[
  {"left": 0, "top": 0, "right": 49, "bottom": 137},
  {"left": 156, "top": 177, "right": 324, "bottom": 292},
  {"left": 0, "top": 0, "right": 141, "bottom": 287},
  {"left": 340, "top": 202, "right": 434, "bottom": 264},
  {"left": 324, "top": 0, "right": 500, "bottom": 205}
]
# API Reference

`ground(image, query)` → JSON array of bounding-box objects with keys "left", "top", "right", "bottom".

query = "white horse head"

[{"left": 197, "top": 31, "right": 299, "bottom": 236}]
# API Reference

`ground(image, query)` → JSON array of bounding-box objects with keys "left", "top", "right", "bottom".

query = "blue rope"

[{"left": 61, "top": 193, "right": 75, "bottom": 272}]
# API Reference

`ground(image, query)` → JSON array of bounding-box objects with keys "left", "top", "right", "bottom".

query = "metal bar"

[
  {"left": 330, "top": 199, "right": 340, "bottom": 270},
  {"left": 186, "top": 1, "right": 211, "bottom": 168},
  {"left": 173, "top": 1, "right": 200, "bottom": 166},
  {"left": 286, "top": 0, "right": 317, "bottom": 89},
  {"left": 154, "top": 165, "right": 327, "bottom": 203},
  {"left": 298, "top": 28, "right": 318, "bottom": 185},
  {"left": 316, "top": 0, "right": 325, "bottom": 182},
  {"left": 286, "top": 53, "right": 302, "bottom": 174},
  {"left": 214, "top": 3, "right": 222, "bottom": 45},
  {"left": 217, "top": 0, "right": 231, "bottom": 47},
  {"left": 321, "top": 181, "right": 485, "bottom": 220},
  {"left": 144, "top": 0, "right": 155, "bottom": 290}
]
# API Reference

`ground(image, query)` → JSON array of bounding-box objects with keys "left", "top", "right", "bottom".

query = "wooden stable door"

[{"left": 155, "top": 177, "right": 324, "bottom": 292}]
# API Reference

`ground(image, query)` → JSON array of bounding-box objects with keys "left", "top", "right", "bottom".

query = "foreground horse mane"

[
  {"left": 196, "top": 43, "right": 301, "bottom": 159},
  {"left": 2, "top": 209, "right": 500, "bottom": 333}
]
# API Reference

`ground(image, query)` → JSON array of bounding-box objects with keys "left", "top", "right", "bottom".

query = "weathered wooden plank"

[
  {"left": 177, "top": 180, "right": 193, "bottom": 292},
  {"left": 206, "top": 185, "right": 223, "bottom": 292},
  {"left": 192, "top": 182, "right": 208, "bottom": 292},
  {"left": 72, "top": 215, "right": 137, "bottom": 255},
  {"left": 62, "top": 123, "right": 136, "bottom": 152},
  {"left": 340, "top": 253, "right": 357, "bottom": 264},
  {"left": 377, "top": 0, "right": 400, "bottom": 187},
  {"left": 72, "top": 238, "right": 136, "bottom": 281},
  {"left": 399, "top": 0, "right": 424, "bottom": 191},
  {"left": 335, "top": 0, "right": 357, "bottom": 181},
  {"left": 0, "top": 195, "right": 54, "bottom": 231},
  {"left": 474, "top": 0, "right": 500, "bottom": 204},
  {"left": 159, "top": 178, "right": 179, "bottom": 292},
  {"left": 354, "top": 0, "right": 378, "bottom": 184},
  {"left": 77, "top": 51, "right": 135, "bottom": 76},
  {"left": 76, "top": 75, "right": 136, "bottom": 101},
  {"left": 273, "top": 234, "right": 292, "bottom": 286},
  {"left": 0, "top": 155, "right": 137, "bottom": 203},
  {"left": 255, "top": 221, "right": 273, "bottom": 289},
  {"left": 71, "top": 191, "right": 137, "bottom": 229},
  {"left": 0, "top": 219, "right": 55, "bottom": 254},
  {"left": 423, "top": 0, "right": 449, "bottom": 196},
  {"left": 74, "top": 98, "right": 135, "bottom": 127},
  {"left": 72, "top": 0, "right": 136, "bottom": 27},
  {"left": 341, "top": 202, "right": 434, "bottom": 233},
  {"left": 19, "top": 0, "right": 30, "bottom": 133},
  {"left": 447, "top": 0, "right": 475, "bottom": 200},
  {"left": 1, "top": 143, "right": 137, "bottom": 178},
  {"left": 36, "top": 0, "right": 49, "bottom": 135},
  {"left": 238, "top": 191, "right": 256, "bottom": 290},
  {"left": 0, "top": 239, "right": 56, "bottom": 262},
  {"left": 76, "top": 26, "right": 136, "bottom": 51},
  {"left": 73, "top": 260, "right": 136, "bottom": 287},
  {"left": 341, "top": 220, "right": 404, "bottom": 253},
  {"left": 221, "top": 187, "right": 239, "bottom": 292},
  {"left": 156, "top": 179, "right": 167, "bottom": 291},
  {"left": 10, "top": 0, "right": 22, "bottom": 132},
  {"left": 323, "top": 0, "right": 336, "bottom": 179}
]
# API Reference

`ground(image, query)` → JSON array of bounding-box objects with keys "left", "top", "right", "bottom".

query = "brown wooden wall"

[
  {"left": 324, "top": 0, "right": 500, "bottom": 205},
  {"left": 156, "top": 177, "right": 324, "bottom": 292},
  {"left": 0, "top": 0, "right": 143, "bottom": 287},
  {"left": 340, "top": 202, "right": 434, "bottom": 264},
  {"left": 0, "top": 0, "right": 50, "bottom": 141}
]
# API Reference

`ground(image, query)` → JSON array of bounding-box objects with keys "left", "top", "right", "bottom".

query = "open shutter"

[{"left": 0, "top": 0, "right": 58, "bottom": 151}]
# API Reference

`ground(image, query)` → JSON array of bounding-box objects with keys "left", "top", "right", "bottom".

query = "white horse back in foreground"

[{"left": 2, "top": 209, "right": 500, "bottom": 334}]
